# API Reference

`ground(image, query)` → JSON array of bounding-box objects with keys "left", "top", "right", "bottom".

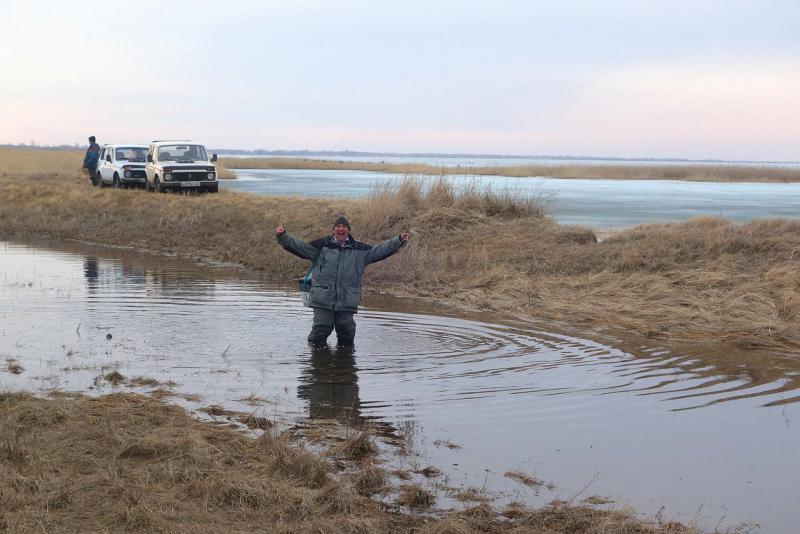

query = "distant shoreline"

[
  {"left": 219, "top": 156, "right": 800, "bottom": 183},
  {"left": 3, "top": 144, "right": 798, "bottom": 166}
]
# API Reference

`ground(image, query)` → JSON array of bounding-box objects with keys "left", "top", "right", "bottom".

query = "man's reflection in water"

[
  {"left": 83, "top": 257, "right": 99, "bottom": 308},
  {"left": 83, "top": 257, "right": 99, "bottom": 285},
  {"left": 297, "top": 344, "right": 361, "bottom": 423}
]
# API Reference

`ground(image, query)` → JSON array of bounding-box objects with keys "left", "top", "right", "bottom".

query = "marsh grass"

[
  {"left": 0, "top": 147, "right": 232, "bottom": 179},
  {"left": 0, "top": 147, "right": 83, "bottom": 177},
  {"left": 352, "top": 462, "right": 387, "bottom": 495},
  {"left": 337, "top": 429, "right": 378, "bottom": 461},
  {"left": 5, "top": 359, "right": 24, "bottom": 375},
  {"left": 504, "top": 469, "right": 550, "bottom": 489},
  {"left": 0, "top": 392, "right": 704, "bottom": 533},
  {"left": 1, "top": 167, "right": 800, "bottom": 349},
  {"left": 103, "top": 371, "right": 125, "bottom": 385},
  {"left": 397, "top": 483, "right": 436, "bottom": 509},
  {"left": 221, "top": 156, "right": 800, "bottom": 183}
]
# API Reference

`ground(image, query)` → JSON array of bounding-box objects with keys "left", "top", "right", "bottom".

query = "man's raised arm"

[{"left": 275, "top": 224, "right": 320, "bottom": 260}]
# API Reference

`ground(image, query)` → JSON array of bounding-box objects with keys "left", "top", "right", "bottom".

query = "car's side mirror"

[
  {"left": 106, "top": 155, "right": 112, "bottom": 163},
  {"left": 211, "top": 154, "right": 218, "bottom": 162},
  {"left": 147, "top": 154, "right": 153, "bottom": 162}
]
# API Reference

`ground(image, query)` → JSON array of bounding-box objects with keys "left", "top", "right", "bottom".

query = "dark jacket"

[
  {"left": 83, "top": 143, "right": 100, "bottom": 169},
  {"left": 278, "top": 232, "right": 404, "bottom": 312}
]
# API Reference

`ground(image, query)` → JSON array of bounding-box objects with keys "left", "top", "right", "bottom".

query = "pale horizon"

[{"left": 2, "top": 1, "right": 798, "bottom": 161}]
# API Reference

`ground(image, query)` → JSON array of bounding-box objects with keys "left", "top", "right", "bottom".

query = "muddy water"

[{"left": 1, "top": 240, "right": 799, "bottom": 532}]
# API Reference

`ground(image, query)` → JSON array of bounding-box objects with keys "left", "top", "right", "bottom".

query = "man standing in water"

[
  {"left": 276, "top": 216, "right": 411, "bottom": 345},
  {"left": 83, "top": 135, "right": 100, "bottom": 185}
]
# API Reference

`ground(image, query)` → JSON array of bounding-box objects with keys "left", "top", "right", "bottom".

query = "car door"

[{"left": 99, "top": 147, "right": 112, "bottom": 183}]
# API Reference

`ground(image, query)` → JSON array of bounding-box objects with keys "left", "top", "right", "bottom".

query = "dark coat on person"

[
  {"left": 277, "top": 232, "right": 404, "bottom": 312},
  {"left": 83, "top": 143, "right": 100, "bottom": 169}
]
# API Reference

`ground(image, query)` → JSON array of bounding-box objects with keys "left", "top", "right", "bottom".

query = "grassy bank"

[
  {"left": 220, "top": 156, "right": 800, "bottom": 182},
  {"left": 0, "top": 147, "right": 235, "bottom": 179},
  {"left": 4, "top": 147, "right": 796, "bottom": 182},
  {"left": 0, "top": 147, "right": 84, "bottom": 178},
  {"left": 0, "top": 391, "right": 697, "bottom": 533},
  {"left": 1, "top": 172, "right": 799, "bottom": 350}
]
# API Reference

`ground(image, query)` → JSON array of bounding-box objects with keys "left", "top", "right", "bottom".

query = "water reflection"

[
  {"left": 2, "top": 239, "right": 799, "bottom": 533},
  {"left": 298, "top": 343, "right": 361, "bottom": 422},
  {"left": 83, "top": 257, "right": 99, "bottom": 282}
]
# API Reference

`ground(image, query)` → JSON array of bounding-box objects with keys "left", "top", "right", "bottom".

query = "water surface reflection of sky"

[{"left": 1, "top": 240, "right": 798, "bottom": 533}]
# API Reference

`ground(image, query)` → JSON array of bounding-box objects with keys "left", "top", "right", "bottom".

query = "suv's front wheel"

[
  {"left": 154, "top": 178, "right": 165, "bottom": 193},
  {"left": 112, "top": 173, "right": 122, "bottom": 189}
]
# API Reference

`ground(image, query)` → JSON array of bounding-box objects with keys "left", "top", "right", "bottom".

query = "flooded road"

[
  {"left": 221, "top": 169, "right": 800, "bottom": 229},
  {"left": 2, "top": 240, "right": 799, "bottom": 532}
]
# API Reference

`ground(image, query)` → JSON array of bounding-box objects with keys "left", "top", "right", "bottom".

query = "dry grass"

[
  {"left": 352, "top": 462, "right": 387, "bottom": 496},
  {"left": 104, "top": 371, "right": 125, "bottom": 385},
  {"left": 0, "top": 393, "right": 697, "bottom": 533},
  {"left": 0, "top": 147, "right": 231, "bottom": 180},
  {"left": 504, "top": 470, "right": 546, "bottom": 488},
  {"left": 4, "top": 359, "right": 24, "bottom": 375},
  {"left": 0, "top": 147, "right": 83, "bottom": 177},
  {"left": 397, "top": 483, "right": 436, "bottom": 509},
  {"left": 221, "top": 156, "right": 800, "bottom": 183},
  {"left": 1, "top": 155, "right": 800, "bottom": 350},
  {"left": 337, "top": 429, "right": 379, "bottom": 461}
]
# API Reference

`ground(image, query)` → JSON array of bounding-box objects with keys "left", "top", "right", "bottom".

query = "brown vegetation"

[
  {"left": 1, "top": 163, "right": 800, "bottom": 350},
  {"left": 0, "top": 392, "right": 696, "bottom": 533},
  {"left": 0, "top": 147, "right": 83, "bottom": 178},
  {"left": 221, "top": 156, "right": 800, "bottom": 182}
]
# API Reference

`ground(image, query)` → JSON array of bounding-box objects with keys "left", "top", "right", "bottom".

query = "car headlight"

[
  {"left": 207, "top": 173, "right": 215, "bottom": 180},
  {"left": 165, "top": 173, "right": 172, "bottom": 181},
  {"left": 124, "top": 171, "right": 132, "bottom": 178}
]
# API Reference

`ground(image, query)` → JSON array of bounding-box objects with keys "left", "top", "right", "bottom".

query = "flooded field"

[
  {"left": 221, "top": 169, "right": 800, "bottom": 229},
  {"left": 2, "top": 240, "right": 799, "bottom": 532}
]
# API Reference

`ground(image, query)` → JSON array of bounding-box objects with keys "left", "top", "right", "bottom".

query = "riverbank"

[
  {"left": 3, "top": 146, "right": 798, "bottom": 182},
  {"left": 2, "top": 391, "right": 696, "bottom": 533},
  {"left": 1, "top": 172, "right": 799, "bottom": 351},
  {"left": 220, "top": 156, "right": 800, "bottom": 182}
]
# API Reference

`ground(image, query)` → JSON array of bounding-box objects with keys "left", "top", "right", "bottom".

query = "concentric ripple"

[{"left": 1, "top": 240, "right": 799, "bottom": 533}]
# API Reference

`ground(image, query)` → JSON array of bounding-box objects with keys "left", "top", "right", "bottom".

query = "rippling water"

[{"left": 1, "top": 240, "right": 798, "bottom": 532}]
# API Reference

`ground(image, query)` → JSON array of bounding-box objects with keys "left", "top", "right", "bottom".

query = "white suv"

[
  {"left": 95, "top": 144, "right": 149, "bottom": 189},
  {"left": 145, "top": 140, "right": 219, "bottom": 193}
]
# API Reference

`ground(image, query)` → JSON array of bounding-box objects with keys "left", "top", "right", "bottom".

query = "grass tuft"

[{"left": 397, "top": 483, "right": 436, "bottom": 509}]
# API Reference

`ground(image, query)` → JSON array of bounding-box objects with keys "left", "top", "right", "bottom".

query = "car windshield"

[
  {"left": 158, "top": 145, "right": 207, "bottom": 162},
  {"left": 115, "top": 147, "right": 147, "bottom": 162}
]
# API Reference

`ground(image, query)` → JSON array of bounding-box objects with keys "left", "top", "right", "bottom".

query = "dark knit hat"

[{"left": 333, "top": 216, "right": 351, "bottom": 230}]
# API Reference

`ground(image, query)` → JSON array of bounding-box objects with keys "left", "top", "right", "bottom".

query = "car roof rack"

[{"left": 151, "top": 139, "right": 192, "bottom": 143}]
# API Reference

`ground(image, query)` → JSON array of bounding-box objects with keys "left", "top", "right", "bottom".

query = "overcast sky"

[{"left": 1, "top": 0, "right": 798, "bottom": 160}]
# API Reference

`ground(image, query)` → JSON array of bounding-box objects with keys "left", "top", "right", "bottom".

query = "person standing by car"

[
  {"left": 276, "top": 216, "right": 411, "bottom": 345},
  {"left": 83, "top": 135, "right": 100, "bottom": 185}
]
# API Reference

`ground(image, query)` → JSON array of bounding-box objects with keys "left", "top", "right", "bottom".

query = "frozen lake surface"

[{"left": 221, "top": 169, "right": 800, "bottom": 229}]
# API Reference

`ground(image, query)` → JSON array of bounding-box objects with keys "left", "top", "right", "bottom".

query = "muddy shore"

[{"left": 0, "top": 391, "right": 695, "bottom": 533}]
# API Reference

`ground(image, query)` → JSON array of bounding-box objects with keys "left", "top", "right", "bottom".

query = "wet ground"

[{"left": 1, "top": 240, "right": 799, "bottom": 532}]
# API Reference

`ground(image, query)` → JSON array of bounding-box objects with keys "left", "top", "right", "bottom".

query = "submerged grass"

[
  {"left": 0, "top": 393, "right": 698, "bottom": 533},
  {"left": 220, "top": 156, "right": 800, "bottom": 182},
  {"left": 1, "top": 164, "right": 800, "bottom": 350}
]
